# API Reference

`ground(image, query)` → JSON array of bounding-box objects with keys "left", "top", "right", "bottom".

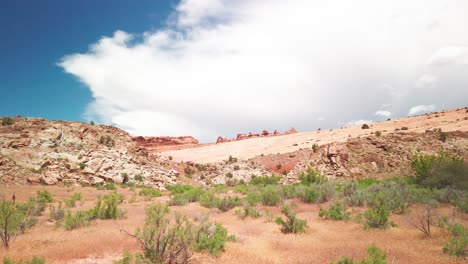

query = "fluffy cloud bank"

[{"left": 60, "top": 0, "right": 468, "bottom": 142}]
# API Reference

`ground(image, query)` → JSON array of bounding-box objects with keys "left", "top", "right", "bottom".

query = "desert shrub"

[
  {"left": 343, "top": 181, "right": 357, "bottom": 197},
  {"left": 367, "top": 182, "right": 410, "bottom": 214},
  {"left": 36, "top": 190, "right": 53, "bottom": 204},
  {"left": 49, "top": 202, "right": 65, "bottom": 221},
  {"left": 99, "top": 135, "right": 115, "bottom": 147},
  {"left": 65, "top": 192, "right": 82, "bottom": 207},
  {"left": 314, "top": 182, "right": 336, "bottom": 203},
  {"left": 225, "top": 172, "right": 233, "bottom": 179},
  {"left": 227, "top": 155, "right": 238, "bottom": 164},
  {"left": 357, "top": 178, "right": 380, "bottom": 188},
  {"left": 129, "top": 204, "right": 230, "bottom": 262},
  {"left": 401, "top": 126, "right": 409, "bottom": 130},
  {"left": 412, "top": 152, "right": 467, "bottom": 190},
  {"left": 300, "top": 187, "right": 319, "bottom": 203},
  {"left": 260, "top": 186, "right": 283, "bottom": 206},
  {"left": 134, "top": 174, "right": 143, "bottom": 182},
  {"left": 250, "top": 175, "right": 281, "bottom": 185},
  {"left": 195, "top": 163, "right": 208, "bottom": 172},
  {"left": 438, "top": 130, "right": 448, "bottom": 142},
  {"left": 375, "top": 130, "right": 382, "bottom": 137},
  {"left": 1, "top": 117, "right": 14, "bottom": 126},
  {"left": 345, "top": 190, "right": 367, "bottom": 207},
  {"left": 299, "top": 167, "right": 327, "bottom": 185},
  {"left": 361, "top": 124, "right": 370, "bottom": 129},
  {"left": 235, "top": 205, "right": 262, "bottom": 219},
  {"left": 194, "top": 220, "right": 229, "bottom": 256},
  {"left": 319, "top": 201, "right": 350, "bottom": 221},
  {"left": 0, "top": 199, "right": 39, "bottom": 248},
  {"left": 312, "top": 143, "right": 319, "bottom": 153},
  {"left": 79, "top": 163, "right": 86, "bottom": 170},
  {"left": 64, "top": 210, "right": 92, "bottom": 230},
  {"left": 91, "top": 192, "right": 126, "bottom": 220},
  {"left": 233, "top": 165, "right": 240, "bottom": 171},
  {"left": 275, "top": 205, "right": 307, "bottom": 234},
  {"left": 3, "top": 256, "right": 45, "bottom": 264},
  {"left": 134, "top": 204, "right": 194, "bottom": 263},
  {"left": 331, "top": 244, "right": 388, "bottom": 264},
  {"left": 413, "top": 200, "right": 438, "bottom": 236},
  {"left": 363, "top": 196, "right": 392, "bottom": 229},
  {"left": 216, "top": 196, "right": 242, "bottom": 212},
  {"left": 122, "top": 173, "right": 129, "bottom": 184},
  {"left": 169, "top": 187, "right": 205, "bottom": 206},
  {"left": 443, "top": 223, "right": 467, "bottom": 257},
  {"left": 245, "top": 191, "right": 262, "bottom": 206},
  {"left": 199, "top": 192, "right": 218, "bottom": 208},
  {"left": 139, "top": 188, "right": 161, "bottom": 199}
]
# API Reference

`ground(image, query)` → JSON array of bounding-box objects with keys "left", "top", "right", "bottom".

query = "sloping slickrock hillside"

[
  {"left": 0, "top": 117, "right": 180, "bottom": 189},
  {"left": 160, "top": 108, "right": 468, "bottom": 163}
]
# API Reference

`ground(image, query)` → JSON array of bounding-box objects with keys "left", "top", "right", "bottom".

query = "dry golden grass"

[{"left": 0, "top": 185, "right": 466, "bottom": 264}]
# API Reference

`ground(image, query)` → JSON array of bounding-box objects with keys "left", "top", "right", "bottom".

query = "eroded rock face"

[{"left": 0, "top": 117, "right": 183, "bottom": 189}]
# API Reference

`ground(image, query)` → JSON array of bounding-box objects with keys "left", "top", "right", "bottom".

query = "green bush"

[
  {"left": 1, "top": 117, "right": 14, "bottom": 126},
  {"left": 319, "top": 201, "right": 350, "bottom": 221},
  {"left": 134, "top": 174, "right": 143, "bottom": 182},
  {"left": 169, "top": 187, "right": 205, "bottom": 206},
  {"left": 135, "top": 204, "right": 194, "bottom": 263},
  {"left": 90, "top": 192, "right": 126, "bottom": 220},
  {"left": 36, "top": 190, "right": 54, "bottom": 203},
  {"left": 64, "top": 210, "right": 92, "bottom": 230},
  {"left": 139, "top": 188, "right": 161, "bottom": 199},
  {"left": 3, "top": 256, "right": 45, "bottom": 264},
  {"left": 235, "top": 205, "right": 262, "bottom": 219},
  {"left": 299, "top": 167, "right": 327, "bottom": 185},
  {"left": 130, "top": 203, "right": 230, "bottom": 262},
  {"left": 195, "top": 222, "right": 228, "bottom": 256},
  {"left": 65, "top": 192, "right": 82, "bottom": 208},
  {"left": 1, "top": 199, "right": 39, "bottom": 248},
  {"left": 49, "top": 202, "right": 65, "bottom": 221},
  {"left": 363, "top": 196, "right": 392, "bottom": 229},
  {"left": 99, "top": 135, "right": 115, "bottom": 147},
  {"left": 443, "top": 223, "right": 467, "bottom": 257},
  {"left": 331, "top": 244, "right": 388, "bottom": 264},
  {"left": 260, "top": 186, "right": 283, "bottom": 206},
  {"left": 216, "top": 196, "right": 242, "bottom": 212},
  {"left": 375, "top": 130, "right": 382, "bottom": 137},
  {"left": 199, "top": 192, "right": 218, "bottom": 208},
  {"left": 317, "top": 183, "right": 336, "bottom": 203},
  {"left": 275, "top": 205, "right": 307, "bottom": 234},
  {"left": 412, "top": 152, "right": 467, "bottom": 190},
  {"left": 300, "top": 187, "right": 319, "bottom": 203},
  {"left": 250, "top": 175, "right": 281, "bottom": 185}
]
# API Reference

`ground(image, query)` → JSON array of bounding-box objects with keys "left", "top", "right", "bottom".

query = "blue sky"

[{"left": 0, "top": 0, "right": 174, "bottom": 121}]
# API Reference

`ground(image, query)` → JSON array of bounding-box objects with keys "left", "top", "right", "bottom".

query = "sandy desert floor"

[{"left": 0, "top": 185, "right": 466, "bottom": 264}]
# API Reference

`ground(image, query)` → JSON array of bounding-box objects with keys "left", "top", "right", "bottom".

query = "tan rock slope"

[
  {"left": 0, "top": 117, "right": 180, "bottom": 188},
  {"left": 160, "top": 107, "right": 468, "bottom": 163}
]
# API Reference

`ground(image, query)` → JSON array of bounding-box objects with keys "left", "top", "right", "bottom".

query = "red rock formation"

[
  {"left": 285, "top": 128, "right": 298, "bottom": 134},
  {"left": 132, "top": 136, "right": 199, "bottom": 152}
]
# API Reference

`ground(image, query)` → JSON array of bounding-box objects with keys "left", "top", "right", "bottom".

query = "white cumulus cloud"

[
  {"left": 408, "top": 104, "right": 436, "bottom": 115},
  {"left": 375, "top": 110, "right": 392, "bottom": 117},
  {"left": 59, "top": 0, "right": 468, "bottom": 142}
]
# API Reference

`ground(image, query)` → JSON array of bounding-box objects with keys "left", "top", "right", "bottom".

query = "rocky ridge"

[{"left": 0, "top": 117, "right": 180, "bottom": 189}]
